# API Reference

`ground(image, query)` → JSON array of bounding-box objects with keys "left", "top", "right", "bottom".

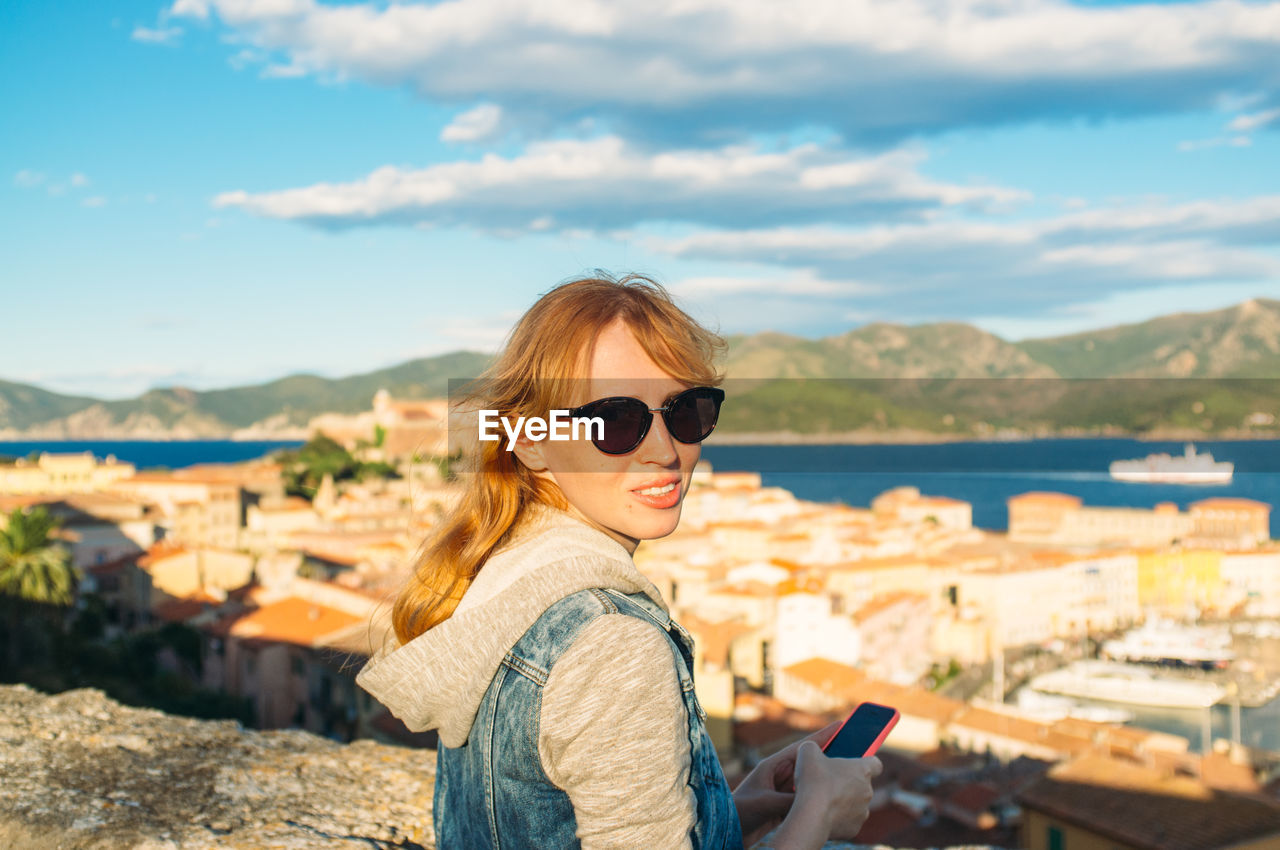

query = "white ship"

[
  {"left": 1102, "top": 621, "right": 1234, "bottom": 670},
  {"left": 1029, "top": 661, "right": 1224, "bottom": 709},
  {"left": 1109, "top": 443, "right": 1233, "bottom": 484}
]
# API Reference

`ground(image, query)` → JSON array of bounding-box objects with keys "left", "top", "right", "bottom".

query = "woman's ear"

[{"left": 511, "top": 433, "right": 548, "bottom": 472}]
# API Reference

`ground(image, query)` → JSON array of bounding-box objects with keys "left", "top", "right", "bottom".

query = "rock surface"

[
  {"left": 0, "top": 685, "right": 434, "bottom": 849},
  {"left": 0, "top": 684, "right": 997, "bottom": 850}
]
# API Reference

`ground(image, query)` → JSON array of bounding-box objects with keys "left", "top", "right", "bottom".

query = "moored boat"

[
  {"left": 1102, "top": 621, "right": 1234, "bottom": 670},
  {"left": 1029, "top": 661, "right": 1224, "bottom": 709}
]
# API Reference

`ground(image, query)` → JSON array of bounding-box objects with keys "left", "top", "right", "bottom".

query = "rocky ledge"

[
  {"left": 0, "top": 685, "right": 998, "bottom": 850},
  {"left": 0, "top": 685, "right": 434, "bottom": 849}
]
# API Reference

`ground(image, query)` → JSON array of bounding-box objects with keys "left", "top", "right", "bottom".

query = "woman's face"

[{"left": 518, "top": 318, "right": 702, "bottom": 554}]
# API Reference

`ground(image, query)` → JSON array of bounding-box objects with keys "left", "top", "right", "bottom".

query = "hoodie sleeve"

[{"left": 539, "top": 614, "right": 699, "bottom": 850}]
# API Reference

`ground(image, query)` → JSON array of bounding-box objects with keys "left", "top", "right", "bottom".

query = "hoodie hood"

[{"left": 355, "top": 504, "right": 668, "bottom": 747}]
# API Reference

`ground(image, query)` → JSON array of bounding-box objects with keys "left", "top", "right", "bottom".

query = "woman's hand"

[
  {"left": 769, "top": 739, "right": 882, "bottom": 850},
  {"left": 733, "top": 722, "right": 838, "bottom": 847}
]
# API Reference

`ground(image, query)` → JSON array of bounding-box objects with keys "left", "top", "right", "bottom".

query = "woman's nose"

[{"left": 637, "top": 413, "right": 680, "bottom": 465}]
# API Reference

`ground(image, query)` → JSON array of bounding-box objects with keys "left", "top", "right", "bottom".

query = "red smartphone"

[{"left": 821, "top": 702, "right": 900, "bottom": 758}]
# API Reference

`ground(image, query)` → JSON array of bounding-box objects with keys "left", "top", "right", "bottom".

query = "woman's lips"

[{"left": 631, "top": 479, "right": 681, "bottom": 509}]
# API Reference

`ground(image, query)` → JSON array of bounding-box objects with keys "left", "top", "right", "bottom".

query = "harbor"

[{"left": 1017, "top": 618, "right": 1280, "bottom": 753}]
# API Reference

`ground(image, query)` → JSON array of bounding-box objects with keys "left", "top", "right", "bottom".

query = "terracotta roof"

[
  {"left": 678, "top": 614, "right": 753, "bottom": 668},
  {"left": 1189, "top": 498, "right": 1271, "bottom": 512},
  {"left": 826, "top": 555, "right": 931, "bottom": 572},
  {"left": 852, "top": 591, "right": 928, "bottom": 623},
  {"left": 137, "top": 542, "right": 188, "bottom": 568},
  {"left": 258, "top": 497, "right": 313, "bottom": 512},
  {"left": 227, "top": 597, "right": 362, "bottom": 647},
  {"left": 1007, "top": 491, "right": 1083, "bottom": 507},
  {"left": 1199, "top": 751, "right": 1263, "bottom": 794},
  {"left": 949, "top": 707, "right": 1091, "bottom": 756},
  {"left": 780, "top": 658, "right": 866, "bottom": 696},
  {"left": 944, "top": 781, "right": 1000, "bottom": 813},
  {"left": 153, "top": 596, "right": 215, "bottom": 623},
  {"left": 854, "top": 802, "right": 919, "bottom": 845},
  {"left": 1017, "top": 753, "right": 1280, "bottom": 850},
  {"left": 917, "top": 496, "right": 969, "bottom": 507},
  {"left": 0, "top": 494, "right": 58, "bottom": 512},
  {"left": 892, "top": 687, "right": 964, "bottom": 725},
  {"left": 85, "top": 552, "right": 142, "bottom": 576}
]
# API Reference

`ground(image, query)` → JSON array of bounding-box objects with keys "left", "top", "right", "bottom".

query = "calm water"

[
  {"left": 11, "top": 436, "right": 1279, "bottom": 750},
  {"left": 0, "top": 439, "right": 304, "bottom": 470},
  {"left": 702, "top": 438, "right": 1280, "bottom": 535}
]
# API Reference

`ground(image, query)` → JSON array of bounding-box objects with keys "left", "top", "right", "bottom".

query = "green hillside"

[
  {"left": 7, "top": 298, "right": 1280, "bottom": 439},
  {"left": 1015, "top": 298, "right": 1280, "bottom": 378},
  {"left": 0, "top": 380, "right": 99, "bottom": 430}
]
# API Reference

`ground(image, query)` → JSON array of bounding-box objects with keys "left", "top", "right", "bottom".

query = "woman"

[{"left": 356, "top": 274, "right": 880, "bottom": 849}]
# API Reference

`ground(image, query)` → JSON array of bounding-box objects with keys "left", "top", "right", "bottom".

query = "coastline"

[
  {"left": 706, "top": 427, "right": 1280, "bottom": 446},
  {"left": 5, "top": 426, "right": 1280, "bottom": 446}
]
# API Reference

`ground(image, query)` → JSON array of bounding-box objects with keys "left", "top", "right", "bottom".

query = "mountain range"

[{"left": 6, "top": 299, "right": 1280, "bottom": 440}]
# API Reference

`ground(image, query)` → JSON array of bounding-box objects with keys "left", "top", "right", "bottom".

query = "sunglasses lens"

[
  {"left": 666, "top": 388, "right": 723, "bottom": 443},
  {"left": 588, "top": 398, "right": 650, "bottom": 454}
]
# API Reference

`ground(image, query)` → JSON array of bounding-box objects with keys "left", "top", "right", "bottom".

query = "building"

[
  {"left": 873, "top": 487, "right": 973, "bottom": 531},
  {"left": 852, "top": 591, "right": 933, "bottom": 686},
  {"left": 306, "top": 389, "right": 450, "bottom": 459},
  {"left": 0, "top": 452, "right": 136, "bottom": 494},
  {"left": 1187, "top": 498, "right": 1271, "bottom": 550},
  {"left": 109, "top": 473, "right": 242, "bottom": 550},
  {"left": 774, "top": 591, "right": 862, "bottom": 670},
  {"left": 1009, "top": 492, "right": 1193, "bottom": 548},
  {"left": 201, "top": 581, "right": 381, "bottom": 735},
  {"left": 1018, "top": 752, "right": 1280, "bottom": 850},
  {"left": 138, "top": 545, "right": 254, "bottom": 608}
]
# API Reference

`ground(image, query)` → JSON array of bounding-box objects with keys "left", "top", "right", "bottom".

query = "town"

[{"left": 3, "top": 391, "right": 1280, "bottom": 850}]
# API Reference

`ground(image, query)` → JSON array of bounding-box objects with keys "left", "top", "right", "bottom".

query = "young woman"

[{"left": 356, "top": 274, "right": 880, "bottom": 849}]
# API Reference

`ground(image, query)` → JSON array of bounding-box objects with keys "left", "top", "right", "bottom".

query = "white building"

[{"left": 773, "top": 592, "right": 861, "bottom": 670}]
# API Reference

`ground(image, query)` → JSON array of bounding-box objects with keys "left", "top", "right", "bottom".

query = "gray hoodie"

[{"left": 356, "top": 504, "right": 700, "bottom": 848}]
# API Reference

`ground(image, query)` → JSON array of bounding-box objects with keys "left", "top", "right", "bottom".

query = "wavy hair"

[{"left": 390, "top": 273, "right": 724, "bottom": 644}]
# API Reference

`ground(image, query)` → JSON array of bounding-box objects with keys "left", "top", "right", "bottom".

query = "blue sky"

[{"left": 4, "top": 0, "right": 1279, "bottom": 399}]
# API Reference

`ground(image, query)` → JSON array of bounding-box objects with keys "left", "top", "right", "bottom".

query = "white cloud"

[
  {"left": 1177, "top": 136, "right": 1252, "bottom": 152},
  {"left": 659, "top": 196, "right": 1280, "bottom": 317},
  {"left": 261, "top": 62, "right": 307, "bottom": 78},
  {"left": 170, "top": 0, "right": 209, "bottom": 19},
  {"left": 169, "top": 0, "right": 1280, "bottom": 144},
  {"left": 81, "top": 196, "right": 108, "bottom": 208},
  {"left": 670, "top": 270, "right": 870, "bottom": 298},
  {"left": 213, "top": 137, "right": 1023, "bottom": 231},
  {"left": 132, "top": 24, "right": 184, "bottom": 45},
  {"left": 440, "top": 104, "right": 504, "bottom": 143},
  {"left": 1229, "top": 107, "right": 1280, "bottom": 133},
  {"left": 69, "top": 173, "right": 90, "bottom": 188},
  {"left": 14, "top": 170, "right": 46, "bottom": 188}
]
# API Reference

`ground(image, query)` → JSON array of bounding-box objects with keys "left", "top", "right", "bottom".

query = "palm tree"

[{"left": 0, "top": 506, "right": 76, "bottom": 606}]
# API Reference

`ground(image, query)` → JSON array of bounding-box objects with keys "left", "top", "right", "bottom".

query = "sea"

[{"left": 7, "top": 435, "right": 1279, "bottom": 751}]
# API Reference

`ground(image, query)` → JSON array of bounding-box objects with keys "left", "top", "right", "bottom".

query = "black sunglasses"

[{"left": 568, "top": 386, "right": 725, "bottom": 455}]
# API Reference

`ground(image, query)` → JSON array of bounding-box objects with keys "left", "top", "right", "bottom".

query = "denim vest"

[{"left": 433, "top": 587, "right": 744, "bottom": 850}]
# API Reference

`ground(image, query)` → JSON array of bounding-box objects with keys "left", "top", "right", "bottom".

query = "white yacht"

[
  {"left": 1029, "top": 661, "right": 1225, "bottom": 709},
  {"left": 1102, "top": 621, "right": 1234, "bottom": 670},
  {"left": 1109, "top": 443, "right": 1233, "bottom": 484}
]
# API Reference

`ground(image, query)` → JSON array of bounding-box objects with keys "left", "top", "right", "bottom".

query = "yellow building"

[
  {"left": 0, "top": 452, "right": 136, "bottom": 494},
  {"left": 1136, "top": 549, "right": 1222, "bottom": 616}
]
